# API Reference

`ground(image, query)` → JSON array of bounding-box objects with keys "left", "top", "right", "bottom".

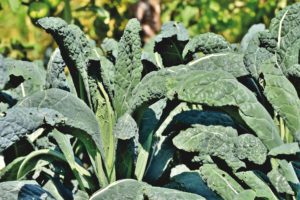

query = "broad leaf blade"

[
  {"left": 90, "top": 179, "right": 205, "bottom": 200},
  {"left": 166, "top": 165, "right": 222, "bottom": 199},
  {"left": 183, "top": 32, "right": 231, "bottom": 58},
  {"left": 269, "top": 143, "right": 300, "bottom": 156},
  {"left": 260, "top": 59, "right": 300, "bottom": 142},
  {"left": 0, "top": 180, "right": 55, "bottom": 200},
  {"left": 18, "top": 88, "right": 104, "bottom": 156},
  {"left": 199, "top": 164, "right": 243, "bottom": 200},
  {"left": 235, "top": 171, "right": 278, "bottom": 200},
  {"left": 0, "top": 107, "right": 64, "bottom": 152}
]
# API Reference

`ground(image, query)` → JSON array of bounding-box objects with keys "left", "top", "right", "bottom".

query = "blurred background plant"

[{"left": 1, "top": 0, "right": 300, "bottom": 60}]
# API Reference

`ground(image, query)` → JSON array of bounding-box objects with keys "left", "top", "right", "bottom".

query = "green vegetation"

[
  {"left": 2, "top": 1, "right": 300, "bottom": 200},
  {"left": 1, "top": 0, "right": 300, "bottom": 60}
]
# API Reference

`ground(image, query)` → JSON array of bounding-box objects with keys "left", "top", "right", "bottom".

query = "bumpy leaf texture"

[
  {"left": 243, "top": 31, "right": 276, "bottom": 79},
  {"left": 114, "top": 113, "right": 138, "bottom": 140},
  {"left": 189, "top": 52, "right": 249, "bottom": 78},
  {"left": 269, "top": 3, "right": 300, "bottom": 77},
  {"left": 0, "top": 55, "right": 8, "bottom": 90},
  {"left": 244, "top": 30, "right": 300, "bottom": 142},
  {"left": 37, "top": 17, "right": 99, "bottom": 107},
  {"left": 0, "top": 107, "right": 64, "bottom": 152},
  {"left": 45, "top": 48, "right": 70, "bottom": 91},
  {"left": 99, "top": 55, "right": 115, "bottom": 99},
  {"left": 182, "top": 32, "right": 231, "bottom": 58},
  {"left": 1, "top": 58, "right": 45, "bottom": 94},
  {"left": 130, "top": 69, "right": 283, "bottom": 150},
  {"left": 173, "top": 125, "right": 267, "bottom": 170},
  {"left": 114, "top": 18, "right": 143, "bottom": 116}
]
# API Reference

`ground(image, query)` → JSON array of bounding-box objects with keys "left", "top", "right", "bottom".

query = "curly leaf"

[
  {"left": 131, "top": 69, "right": 283, "bottom": 150},
  {"left": 37, "top": 17, "right": 96, "bottom": 106},
  {"left": 173, "top": 125, "right": 266, "bottom": 170},
  {"left": 114, "top": 18, "right": 142, "bottom": 116}
]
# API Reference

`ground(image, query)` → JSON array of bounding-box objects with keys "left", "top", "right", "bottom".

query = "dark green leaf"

[
  {"left": 183, "top": 32, "right": 231, "bottom": 58},
  {"left": 173, "top": 125, "right": 267, "bottom": 170},
  {"left": 0, "top": 180, "right": 55, "bottom": 200},
  {"left": 199, "top": 164, "right": 244, "bottom": 200},
  {"left": 165, "top": 165, "right": 222, "bottom": 199},
  {"left": 154, "top": 21, "right": 191, "bottom": 67},
  {"left": 90, "top": 179, "right": 205, "bottom": 200},
  {"left": 18, "top": 88, "right": 104, "bottom": 156},
  {"left": 101, "top": 38, "right": 118, "bottom": 63},
  {"left": 114, "top": 18, "right": 142, "bottom": 116},
  {"left": 37, "top": 17, "right": 96, "bottom": 106},
  {"left": 45, "top": 48, "right": 70, "bottom": 91},
  {"left": 0, "top": 107, "right": 64, "bottom": 152}
]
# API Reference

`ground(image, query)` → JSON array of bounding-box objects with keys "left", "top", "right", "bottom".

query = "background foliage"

[{"left": 1, "top": 0, "right": 300, "bottom": 61}]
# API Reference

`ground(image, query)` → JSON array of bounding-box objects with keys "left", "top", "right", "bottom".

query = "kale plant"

[{"left": 2, "top": 3, "right": 300, "bottom": 200}]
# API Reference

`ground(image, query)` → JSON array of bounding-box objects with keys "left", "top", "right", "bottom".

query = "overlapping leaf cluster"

[{"left": 2, "top": 3, "right": 300, "bottom": 199}]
